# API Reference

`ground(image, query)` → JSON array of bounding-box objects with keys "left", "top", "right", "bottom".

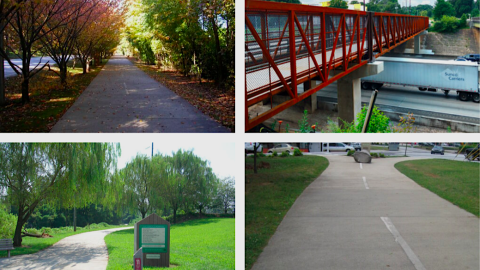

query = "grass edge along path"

[
  {"left": 105, "top": 218, "right": 235, "bottom": 270},
  {"left": 0, "top": 61, "right": 107, "bottom": 132},
  {"left": 129, "top": 58, "right": 235, "bottom": 132},
  {"left": 0, "top": 224, "right": 130, "bottom": 258},
  {"left": 395, "top": 159, "right": 479, "bottom": 217},
  {"left": 245, "top": 155, "right": 329, "bottom": 270}
]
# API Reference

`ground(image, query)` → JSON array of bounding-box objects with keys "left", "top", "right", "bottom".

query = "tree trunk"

[
  {"left": 0, "top": 22, "right": 5, "bottom": 106},
  {"left": 21, "top": 76, "right": 30, "bottom": 103},
  {"left": 60, "top": 62, "right": 67, "bottom": 84},
  {"left": 141, "top": 210, "right": 146, "bottom": 219},
  {"left": 73, "top": 206, "right": 76, "bottom": 232},
  {"left": 210, "top": 16, "right": 223, "bottom": 84},
  {"left": 173, "top": 208, "right": 177, "bottom": 224},
  {"left": 82, "top": 61, "right": 87, "bottom": 74},
  {"left": 13, "top": 216, "right": 24, "bottom": 247}
]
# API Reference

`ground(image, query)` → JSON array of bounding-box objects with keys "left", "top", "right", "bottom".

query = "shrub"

[
  {"left": 379, "top": 153, "right": 385, "bottom": 158},
  {"left": 435, "top": 15, "right": 459, "bottom": 32},
  {"left": 355, "top": 106, "right": 390, "bottom": 133},
  {"left": 272, "top": 151, "right": 278, "bottom": 157},
  {"left": 371, "top": 152, "right": 379, "bottom": 158},
  {"left": 0, "top": 205, "right": 17, "bottom": 239},
  {"left": 280, "top": 151, "right": 289, "bottom": 157},
  {"left": 459, "top": 14, "right": 467, "bottom": 28},
  {"left": 41, "top": 227, "right": 52, "bottom": 234},
  {"left": 258, "top": 152, "right": 266, "bottom": 157},
  {"left": 347, "top": 150, "right": 355, "bottom": 156},
  {"left": 294, "top": 148, "right": 303, "bottom": 156},
  {"left": 26, "top": 228, "right": 41, "bottom": 235}
]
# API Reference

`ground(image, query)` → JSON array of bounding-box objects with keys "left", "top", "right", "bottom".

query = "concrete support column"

[
  {"left": 337, "top": 77, "right": 362, "bottom": 123},
  {"left": 336, "top": 62, "right": 384, "bottom": 126},
  {"left": 414, "top": 35, "right": 420, "bottom": 54},
  {"left": 303, "top": 80, "right": 318, "bottom": 113}
]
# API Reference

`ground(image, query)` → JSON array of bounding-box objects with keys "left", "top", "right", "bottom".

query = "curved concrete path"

[
  {"left": 0, "top": 227, "right": 132, "bottom": 270},
  {"left": 51, "top": 55, "right": 228, "bottom": 133},
  {"left": 252, "top": 156, "right": 479, "bottom": 270}
]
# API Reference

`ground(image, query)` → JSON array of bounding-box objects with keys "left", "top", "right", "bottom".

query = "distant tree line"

[{"left": 116, "top": 150, "right": 235, "bottom": 224}]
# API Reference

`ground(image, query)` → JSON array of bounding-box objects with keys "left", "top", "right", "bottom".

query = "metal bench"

[{"left": 0, "top": 239, "right": 14, "bottom": 258}]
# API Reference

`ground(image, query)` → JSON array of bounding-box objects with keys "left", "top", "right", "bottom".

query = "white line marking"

[
  {"left": 362, "top": 176, "right": 369, "bottom": 189},
  {"left": 360, "top": 163, "right": 363, "bottom": 169},
  {"left": 381, "top": 217, "right": 427, "bottom": 270}
]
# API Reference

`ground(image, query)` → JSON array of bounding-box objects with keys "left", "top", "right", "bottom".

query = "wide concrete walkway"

[
  {"left": 0, "top": 227, "right": 132, "bottom": 270},
  {"left": 252, "top": 156, "right": 479, "bottom": 270},
  {"left": 51, "top": 56, "right": 228, "bottom": 133}
]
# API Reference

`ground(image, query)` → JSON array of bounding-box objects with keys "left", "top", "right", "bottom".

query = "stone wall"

[{"left": 403, "top": 29, "right": 479, "bottom": 56}]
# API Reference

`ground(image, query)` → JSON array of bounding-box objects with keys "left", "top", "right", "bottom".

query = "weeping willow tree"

[
  {"left": 118, "top": 149, "right": 220, "bottom": 223},
  {"left": 120, "top": 154, "right": 162, "bottom": 219},
  {"left": 0, "top": 143, "right": 120, "bottom": 247}
]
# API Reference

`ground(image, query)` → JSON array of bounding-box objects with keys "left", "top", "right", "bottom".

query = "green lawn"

[
  {"left": 245, "top": 155, "right": 329, "bottom": 270},
  {"left": 395, "top": 159, "right": 479, "bottom": 217},
  {"left": 0, "top": 224, "right": 129, "bottom": 258},
  {"left": 105, "top": 218, "right": 234, "bottom": 270}
]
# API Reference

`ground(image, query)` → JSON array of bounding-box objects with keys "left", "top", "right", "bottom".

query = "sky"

[
  {"left": 302, "top": 0, "right": 436, "bottom": 7},
  {"left": 116, "top": 142, "right": 235, "bottom": 179}
]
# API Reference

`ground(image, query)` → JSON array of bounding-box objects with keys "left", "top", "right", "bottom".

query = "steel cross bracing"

[{"left": 245, "top": 0, "right": 429, "bottom": 131}]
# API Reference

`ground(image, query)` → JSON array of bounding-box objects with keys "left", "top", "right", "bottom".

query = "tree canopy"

[
  {"left": 0, "top": 143, "right": 120, "bottom": 246},
  {"left": 121, "top": 0, "right": 234, "bottom": 88},
  {"left": 434, "top": 0, "right": 456, "bottom": 20},
  {"left": 330, "top": 0, "right": 349, "bottom": 9},
  {"left": 0, "top": 0, "right": 124, "bottom": 104}
]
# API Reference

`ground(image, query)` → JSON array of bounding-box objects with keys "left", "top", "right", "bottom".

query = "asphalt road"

[
  {"left": 3, "top": 56, "right": 54, "bottom": 78},
  {"left": 251, "top": 155, "right": 479, "bottom": 270},
  {"left": 0, "top": 227, "right": 132, "bottom": 270},
  {"left": 300, "top": 82, "right": 480, "bottom": 119}
]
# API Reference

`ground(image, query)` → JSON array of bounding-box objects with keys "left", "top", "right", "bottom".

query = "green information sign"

[{"left": 139, "top": 224, "right": 168, "bottom": 253}]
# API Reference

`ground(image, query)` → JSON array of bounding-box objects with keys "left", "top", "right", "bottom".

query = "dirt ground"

[{"left": 249, "top": 103, "right": 461, "bottom": 133}]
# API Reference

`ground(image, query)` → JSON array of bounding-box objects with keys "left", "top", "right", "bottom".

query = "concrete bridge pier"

[
  {"left": 414, "top": 30, "right": 428, "bottom": 54},
  {"left": 303, "top": 80, "right": 319, "bottom": 113},
  {"left": 336, "top": 62, "right": 384, "bottom": 126}
]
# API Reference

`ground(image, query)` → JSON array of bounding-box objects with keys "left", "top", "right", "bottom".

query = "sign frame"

[{"left": 139, "top": 224, "right": 168, "bottom": 253}]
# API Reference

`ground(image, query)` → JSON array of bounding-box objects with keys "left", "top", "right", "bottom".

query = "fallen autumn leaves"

[
  {"left": 130, "top": 58, "right": 235, "bottom": 132},
  {"left": 0, "top": 63, "right": 105, "bottom": 132}
]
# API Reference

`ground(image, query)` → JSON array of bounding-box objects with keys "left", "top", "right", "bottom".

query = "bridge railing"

[{"left": 245, "top": 0, "right": 429, "bottom": 130}]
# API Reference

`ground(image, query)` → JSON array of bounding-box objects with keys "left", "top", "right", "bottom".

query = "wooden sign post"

[{"left": 134, "top": 213, "right": 170, "bottom": 267}]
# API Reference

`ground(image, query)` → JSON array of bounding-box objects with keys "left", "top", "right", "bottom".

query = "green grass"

[
  {"left": 245, "top": 156, "right": 329, "bottom": 270},
  {"left": 105, "top": 218, "right": 234, "bottom": 270},
  {"left": 0, "top": 224, "right": 129, "bottom": 258},
  {"left": 0, "top": 60, "right": 107, "bottom": 132},
  {"left": 395, "top": 159, "right": 479, "bottom": 217}
]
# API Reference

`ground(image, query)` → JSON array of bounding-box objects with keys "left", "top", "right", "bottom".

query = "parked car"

[
  {"left": 245, "top": 142, "right": 262, "bottom": 153},
  {"left": 458, "top": 54, "right": 480, "bottom": 63},
  {"left": 323, "top": 143, "right": 355, "bottom": 152},
  {"left": 465, "top": 145, "right": 480, "bottom": 161},
  {"left": 352, "top": 143, "right": 362, "bottom": 151},
  {"left": 431, "top": 145, "right": 444, "bottom": 155},
  {"left": 455, "top": 57, "right": 467, "bottom": 61},
  {"left": 267, "top": 143, "right": 299, "bottom": 154}
]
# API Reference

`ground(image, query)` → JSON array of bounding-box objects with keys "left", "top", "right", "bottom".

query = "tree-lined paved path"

[
  {"left": 51, "top": 56, "right": 228, "bottom": 133},
  {"left": 0, "top": 227, "right": 132, "bottom": 270},
  {"left": 252, "top": 156, "right": 479, "bottom": 270}
]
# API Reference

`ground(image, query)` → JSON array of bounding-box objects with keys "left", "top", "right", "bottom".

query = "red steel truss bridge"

[{"left": 245, "top": 0, "right": 429, "bottom": 131}]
